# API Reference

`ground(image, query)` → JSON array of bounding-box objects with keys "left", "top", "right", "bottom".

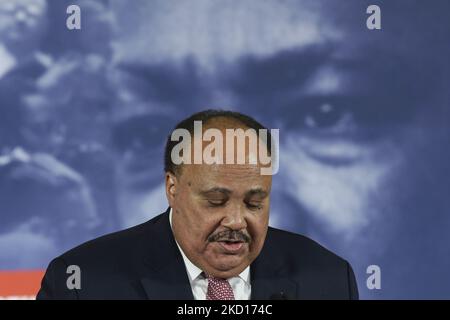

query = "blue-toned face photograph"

[{"left": 0, "top": 0, "right": 449, "bottom": 300}]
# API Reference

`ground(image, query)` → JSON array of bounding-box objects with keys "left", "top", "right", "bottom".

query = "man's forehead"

[
  {"left": 111, "top": 0, "right": 346, "bottom": 70},
  {"left": 184, "top": 162, "right": 272, "bottom": 183},
  {"left": 188, "top": 164, "right": 272, "bottom": 194},
  {"left": 189, "top": 161, "right": 268, "bottom": 175}
]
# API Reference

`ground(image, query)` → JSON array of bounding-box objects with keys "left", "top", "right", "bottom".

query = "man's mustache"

[{"left": 208, "top": 230, "right": 251, "bottom": 243}]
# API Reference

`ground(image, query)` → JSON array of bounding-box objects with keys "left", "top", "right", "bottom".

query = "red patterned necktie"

[{"left": 206, "top": 274, "right": 235, "bottom": 300}]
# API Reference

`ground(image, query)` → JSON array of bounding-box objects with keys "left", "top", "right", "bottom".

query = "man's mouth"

[{"left": 217, "top": 240, "right": 245, "bottom": 253}]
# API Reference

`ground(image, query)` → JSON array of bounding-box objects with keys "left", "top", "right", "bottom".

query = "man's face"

[{"left": 166, "top": 120, "right": 272, "bottom": 278}]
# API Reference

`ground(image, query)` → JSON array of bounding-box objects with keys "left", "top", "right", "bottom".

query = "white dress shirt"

[{"left": 169, "top": 209, "right": 251, "bottom": 300}]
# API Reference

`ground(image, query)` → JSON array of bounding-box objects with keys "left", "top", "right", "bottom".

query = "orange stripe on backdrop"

[{"left": 0, "top": 270, "right": 45, "bottom": 299}]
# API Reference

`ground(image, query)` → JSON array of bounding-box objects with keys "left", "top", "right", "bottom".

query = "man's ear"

[{"left": 165, "top": 171, "right": 178, "bottom": 206}]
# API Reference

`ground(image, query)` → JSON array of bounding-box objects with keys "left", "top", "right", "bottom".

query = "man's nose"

[{"left": 221, "top": 204, "right": 247, "bottom": 231}]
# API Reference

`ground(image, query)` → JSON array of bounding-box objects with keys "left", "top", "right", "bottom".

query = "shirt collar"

[{"left": 169, "top": 208, "right": 250, "bottom": 284}]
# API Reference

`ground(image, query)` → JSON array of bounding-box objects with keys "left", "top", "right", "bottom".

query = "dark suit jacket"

[{"left": 37, "top": 208, "right": 358, "bottom": 300}]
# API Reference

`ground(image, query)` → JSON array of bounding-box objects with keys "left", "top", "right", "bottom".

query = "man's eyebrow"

[
  {"left": 229, "top": 45, "right": 333, "bottom": 95},
  {"left": 199, "top": 187, "right": 232, "bottom": 196},
  {"left": 116, "top": 62, "right": 199, "bottom": 101},
  {"left": 245, "top": 188, "right": 268, "bottom": 198}
]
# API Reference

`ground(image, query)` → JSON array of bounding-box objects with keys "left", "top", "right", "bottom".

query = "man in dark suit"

[{"left": 37, "top": 110, "right": 358, "bottom": 300}]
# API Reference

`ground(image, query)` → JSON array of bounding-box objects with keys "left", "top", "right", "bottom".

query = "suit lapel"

[
  {"left": 139, "top": 208, "right": 194, "bottom": 300},
  {"left": 250, "top": 277, "right": 298, "bottom": 300},
  {"left": 250, "top": 230, "right": 299, "bottom": 300},
  {"left": 140, "top": 275, "right": 194, "bottom": 300}
]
